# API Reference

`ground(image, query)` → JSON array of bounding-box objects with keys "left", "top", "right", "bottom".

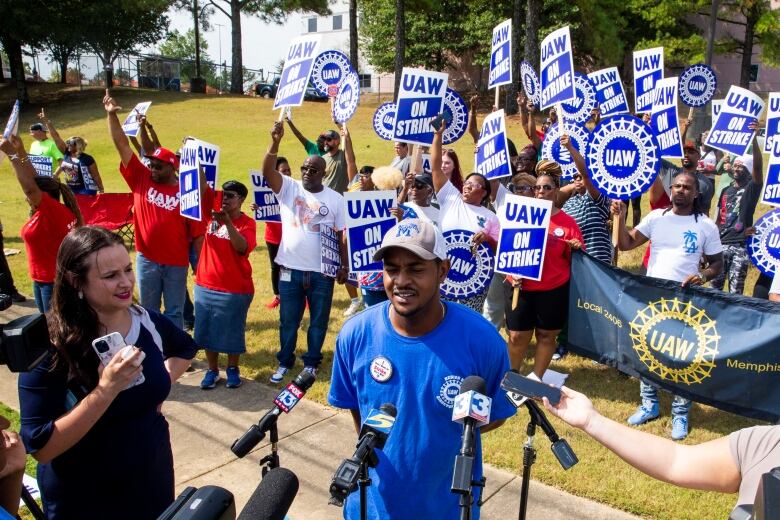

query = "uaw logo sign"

[
  {"left": 520, "top": 61, "right": 540, "bottom": 106},
  {"left": 561, "top": 73, "right": 597, "bottom": 124},
  {"left": 748, "top": 209, "right": 780, "bottom": 276},
  {"left": 311, "top": 50, "right": 353, "bottom": 97},
  {"left": 678, "top": 64, "right": 717, "bottom": 108},
  {"left": 586, "top": 114, "right": 661, "bottom": 200},
  {"left": 443, "top": 88, "right": 468, "bottom": 145},
  {"left": 629, "top": 297, "right": 719, "bottom": 385},
  {"left": 333, "top": 70, "right": 360, "bottom": 124},
  {"left": 440, "top": 229, "right": 493, "bottom": 299},
  {"left": 541, "top": 121, "right": 590, "bottom": 180},
  {"left": 372, "top": 102, "right": 396, "bottom": 141}
]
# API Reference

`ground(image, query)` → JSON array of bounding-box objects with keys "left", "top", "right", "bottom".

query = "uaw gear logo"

[
  {"left": 520, "top": 61, "right": 540, "bottom": 106},
  {"left": 541, "top": 121, "right": 590, "bottom": 181},
  {"left": 436, "top": 375, "right": 463, "bottom": 408},
  {"left": 372, "top": 102, "right": 396, "bottom": 141},
  {"left": 561, "top": 73, "right": 597, "bottom": 124},
  {"left": 748, "top": 208, "right": 780, "bottom": 276},
  {"left": 442, "top": 88, "right": 468, "bottom": 145},
  {"left": 440, "top": 229, "right": 493, "bottom": 299},
  {"left": 629, "top": 297, "right": 720, "bottom": 385},
  {"left": 333, "top": 70, "right": 360, "bottom": 124},
  {"left": 586, "top": 114, "right": 661, "bottom": 201},
  {"left": 678, "top": 64, "right": 717, "bottom": 108},
  {"left": 310, "top": 50, "right": 353, "bottom": 97}
]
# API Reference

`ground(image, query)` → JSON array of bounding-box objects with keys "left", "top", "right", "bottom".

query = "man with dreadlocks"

[{"left": 612, "top": 170, "right": 723, "bottom": 441}]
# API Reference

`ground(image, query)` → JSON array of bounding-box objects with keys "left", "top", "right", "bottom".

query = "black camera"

[
  {"left": 0, "top": 302, "right": 52, "bottom": 372},
  {"left": 93, "top": 339, "right": 110, "bottom": 354}
]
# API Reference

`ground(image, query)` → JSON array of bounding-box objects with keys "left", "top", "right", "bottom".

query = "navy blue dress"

[{"left": 18, "top": 308, "right": 197, "bottom": 520}]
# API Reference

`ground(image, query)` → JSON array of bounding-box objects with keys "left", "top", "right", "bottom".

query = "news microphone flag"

[
  {"left": 274, "top": 381, "right": 306, "bottom": 414},
  {"left": 361, "top": 406, "right": 397, "bottom": 439},
  {"left": 452, "top": 385, "right": 492, "bottom": 427}
]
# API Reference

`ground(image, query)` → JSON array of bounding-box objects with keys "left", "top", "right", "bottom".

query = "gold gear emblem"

[{"left": 629, "top": 297, "right": 719, "bottom": 385}]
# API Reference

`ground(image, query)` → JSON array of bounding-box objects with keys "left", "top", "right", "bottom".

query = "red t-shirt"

[
  {"left": 196, "top": 211, "right": 257, "bottom": 294},
  {"left": 120, "top": 155, "right": 201, "bottom": 266},
  {"left": 264, "top": 221, "right": 282, "bottom": 245},
  {"left": 21, "top": 194, "right": 77, "bottom": 283},
  {"left": 522, "top": 210, "right": 584, "bottom": 292},
  {"left": 642, "top": 192, "right": 671, "bottom": 268}
]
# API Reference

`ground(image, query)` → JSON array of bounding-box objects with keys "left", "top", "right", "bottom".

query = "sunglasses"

[
  {"left": 222, "top": 191, "right": 240, "bottom": 200},
  {"left": 463, "top": 181, "right": 485, "bottom": 190},
  {"left": 534, "top": 184, "right": 555, "bottom": 192},
  {"left": 300, "top": 166, "right": 319, "bottom": 175},
  {"left": 511, "top": 185, "right": 534, "bottom": 193},
  {"left": 149, "top": 161, "right": 167, "bottom": 171},
  {"left": 572, "top": 174, "right": 583, "bottom": 181}
]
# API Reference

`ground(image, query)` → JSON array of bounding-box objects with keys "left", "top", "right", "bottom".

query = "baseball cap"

[
  {"left": 373, "top": 219, "right": 448, "bottom": 262},
  {"left": 413, "top": 173, "right": 434, "bottom": 189},
  {"left": 145, "top": 147, "right": 179, "bottom": 169},
  {"left": 29, "top": 123, "right": 46, "bottom": 132},
  {"left": 734, "top": 154, "right": 753, "bottom": 175},
  {"left": 321, "top": 130, "right": 339, "bottom": 140}
]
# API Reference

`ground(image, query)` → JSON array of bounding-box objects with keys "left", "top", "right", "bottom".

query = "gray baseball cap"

[{"left": 373, "top": 219, "right": 448, "bottom": 262}]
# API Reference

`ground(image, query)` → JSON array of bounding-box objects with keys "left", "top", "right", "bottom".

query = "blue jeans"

[
  {"left": 361, "top": 288, "right": 388, "bottom": 307},
  {"left": 136, "top": 252, "right": 188, "bottom": 329},
  {"left": 639, "top": 378, "right": 691, "bottom": 417},
  {"left": 183, "top": 243, "right": 200, "bottom": 326},
  {"left": 278, "top": 268, "right": 334, "bottom": 369},
  {"left": 33, "top": 281, "right": 54, "bottom": 313}
]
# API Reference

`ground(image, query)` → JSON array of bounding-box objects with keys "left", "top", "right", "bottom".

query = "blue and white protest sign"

[
  {"left": 712, "top": 99, "right": 722, "bottom": 121},
  {"left": 541, "top": 121, "right": 590, "bottom": 180},
  {"left": 705, "top": 85, "right": 764, "bottom": 156},
  {"left": 421, "top": 153, "right": 432, "bottom": 173},
  {"left": 178, "top": 139, "right": 201, "bottom": 221},
  {"left": 678, "top": 64, "right": 717, "bottom": 108},
  {"left": 372, "top": 102, "right": 396, "bottom": 141},
  {"left": 249, "top": 169, "right": 280, "bottom": 222},
  {"left": 748, "top": 209, "right": 780, "bottom": 276},
  {"left": 494, "top": 194, "right": 552, "bottom": 280},
  {"left": 333, "top": 70, "right": 360, "bottom": 124},
  {"left": 587, "top": 67, "right": 629, "bottom": 116},
  {"left": 764, "top": 93, "right": 780, "bottom": 153},
  {"left": 520, "top": 61, "right": 541, "bottom": 106},
  {"left": 442, "top": 88, "right": 468, "bottom": 145},
  {"left": 311, "top": 50, "right": 353, "bottom": 97},
  {"left": 28, "top": 155, "right": 53, "bottom": 177},
  {"left": 540, "top": 26, "right": 575, "bottom": 109},
  {"left": 440, "top": 229, "right": 493, "bottom": 299},
  {"left": 320, "top": 224, "right": 341, "bottom": 278},
  {"left": 345, "top": 191, "right": 396, "bottom": 272},
  {"left": 194, "top": 139, "right": 220, "bottom": 190},
  {"left": 3, "top": 100, "right": 19, "bottom": 139},
  {"left": 475, "top": 109, "right": 511, "bottom": 180},
  {"left": 650, "top": 77, "right": 683, "bottom": 159},
  {"left": 121, "top": 101, "right": 152, "bottom": 137},
  {"left": 761, "top": 138, "right": 780, "bottom": 208},
  {"left": 393, "top": 68, "right": 448, "bottom": 146},
  {"left": 585, "top": 114, "right": 661, "bottom": 200},
  {"left": 561, "top": 73, "right": 597, "bottom": 124},
  {"left": 633, "top": 47, "right": 664, "bottom": 113},
  {"left": 273, "top": 35, "right": 322, "bottom": 110},
  {"left": 489, "top": 19, "right": 512, "bottom": 89}
]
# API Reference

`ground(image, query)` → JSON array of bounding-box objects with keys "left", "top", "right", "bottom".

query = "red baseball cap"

[{"left": 145, "top": 147, "right": 179, "bottom": 169}]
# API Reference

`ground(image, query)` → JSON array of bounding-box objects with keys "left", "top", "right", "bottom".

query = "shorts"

[
  {"left": 504, "top": 280, "right": 569, "bottom": 332},
  {"left": 194, "top": 284, "right": 253, "bottom": 354}
]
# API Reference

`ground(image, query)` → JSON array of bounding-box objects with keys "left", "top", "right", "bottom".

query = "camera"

[
  {"left": 0, "top": 295, "right": 52, "bottom": 372},
  {"left": 94, "top": 339, "right": 110, "bottom": 354}
]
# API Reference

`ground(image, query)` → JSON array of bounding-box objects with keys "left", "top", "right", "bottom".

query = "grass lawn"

[{"left": 0, "top": 82, "right": 772, "bottom": 519}]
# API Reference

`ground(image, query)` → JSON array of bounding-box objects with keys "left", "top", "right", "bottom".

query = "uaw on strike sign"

[
  {"left": 393, "top": 68, "right": 448, "bottom": 146},
  {"left": 344, "top": 191, "right": 396, "bottom": 273},
  {"left": 274, "top": 35, "right": 321, "bottom": 110},
  {"left": 705, "top": 86, "right": 765, "bottom": 157}
]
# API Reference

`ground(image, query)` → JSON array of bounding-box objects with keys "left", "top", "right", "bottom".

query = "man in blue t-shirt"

[{"left": 329, "top": 219, "right": 515, "bottom": 519}]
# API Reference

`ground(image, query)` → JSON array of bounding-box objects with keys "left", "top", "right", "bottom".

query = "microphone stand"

[
  {"left": 358, "top": 461, "right": 371, "bottom": 520},
  {"left": 258, "top": 422, "right": 280, "bottom": 477},
  {"left": 517, "top": 400, "right": 578, "bottom": 520}
]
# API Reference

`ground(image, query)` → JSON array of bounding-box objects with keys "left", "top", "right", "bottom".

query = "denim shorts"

[{"left": 194, "top": 284, "right": 253, "bottom": 354}]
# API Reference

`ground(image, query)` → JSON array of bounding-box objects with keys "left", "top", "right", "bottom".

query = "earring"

[{"left": 78, "top": 290, "right": 83, "bottom": 300}]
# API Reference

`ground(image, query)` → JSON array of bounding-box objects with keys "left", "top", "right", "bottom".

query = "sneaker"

[
  {"left": 303, "top": 366, "right": 318, "bottom": 378},
  {"left": 265, "top": 295, "right": 281, "bottom": 309},
  {"left": 627, "top": 402, "right": 660, "bottom": 425},
  {"left": 671, "top": 415, "right": 689, "bottom": 441},
  {"left": 343, "top": 300, "right": 363, "bottom": 317},
  {"left": 225, "top": 366, "right": 242, "bottom": 388},
  {"left": 269, "top": 366, "right": 289, "bottom": 384},
  {"left": 551, "top": 345, "right": 567, "bottom": 361},
  {"left": 10, "top": 292, "right": 25, "bottom": 303},
  {"left": 200, "top": 369, "right": 221, "bottom": 389}
]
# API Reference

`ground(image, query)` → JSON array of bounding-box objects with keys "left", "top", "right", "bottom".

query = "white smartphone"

[{"left": 91, "top": 332, "right": 145, "bottom": 388}]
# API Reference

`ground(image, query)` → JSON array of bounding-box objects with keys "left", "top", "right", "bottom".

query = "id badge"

[{"left": 280, "top": 268, "right": 292, "bottom": 282}]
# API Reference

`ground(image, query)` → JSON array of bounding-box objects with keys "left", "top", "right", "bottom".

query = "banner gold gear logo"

[{"left": 629, "top": 297, "right": 720, "bottom": 385}]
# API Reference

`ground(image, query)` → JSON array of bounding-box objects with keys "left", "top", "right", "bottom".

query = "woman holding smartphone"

[{"left": 18, "top": 226, "right": 197, "bottom": 519}]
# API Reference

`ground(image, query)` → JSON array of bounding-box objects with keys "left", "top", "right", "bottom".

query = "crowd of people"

[{"left": 0, "top": 85, "right": 777, "bottom": 520}]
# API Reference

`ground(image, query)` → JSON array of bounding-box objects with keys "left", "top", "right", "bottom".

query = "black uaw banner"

[{"left": 567, "top": 251, "right": 780, "bottom": 422}]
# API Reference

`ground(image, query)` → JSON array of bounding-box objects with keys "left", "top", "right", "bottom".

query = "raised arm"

[
  {"left": 466, "top": 94, "right": 480, "bottom": 144},
  {"left": 612, "top": 201, "right": 649, "bottom": 251},
  {"left": 137, "top": 116, "right": 157, "bottom": 155},
  {"left": 750, "top": 120, "right": 763, "bottom": 186},
  {"left": 648, "top": 166, "right": 667, "bottom": 206},
  {"left": 342, "top": 125, "right": 357, "bottom": 183},
  {"left": 563, "top": 133, "right": 600, "bottom": 200},
  {"left": 431, "top": 122, "right": 447, "bottom": 193},
  {"left": 0, "top": 135, "right": 43, "bottom": 207},
  {"left": 38, "top": 109, "right": 67, "bottom": 153},
  {"left": 680, "top": 115, "right": 693, "bottom": 143},
  {"left": 284, "top": 116, "right": 311, "bottom": 150},
  {"left": 103, "top": 90, "right": 134, "bottom": 166},
  {"left": 263, "top": 122, "right": 285, "bottom": 193},
  {"left": 525, "top": 99, "right": 542, "bottom": 150}
]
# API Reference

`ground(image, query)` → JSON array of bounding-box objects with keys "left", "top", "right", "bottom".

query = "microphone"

[
  {"left": 237, "top": 467, "right": 299, "bottom": 520},
  {"left": 451, "top": 375, "right": 491, "bottom": 495},
  {"left": 328, "top": 403, "right": 397, "bottom": 507},
  {"left": 231, "top": 370, "right": 316, "bottom": 458}
]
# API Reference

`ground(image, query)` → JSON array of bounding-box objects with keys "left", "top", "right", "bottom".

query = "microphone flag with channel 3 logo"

[{"left": 566, "top": 251, "right": 780, "bottom": 422}]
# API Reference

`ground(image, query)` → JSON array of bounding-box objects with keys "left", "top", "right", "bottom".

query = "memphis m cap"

[{"left": 373, "top": 219, "right": 448, "bottom": 262}]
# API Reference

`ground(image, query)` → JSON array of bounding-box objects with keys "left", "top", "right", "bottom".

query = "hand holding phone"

[
  {"left": 92, "top": 333, "right": 145, "bottom": 389},
  {"left": 501, "top": 371, "right": 562, "bottom": 406}
]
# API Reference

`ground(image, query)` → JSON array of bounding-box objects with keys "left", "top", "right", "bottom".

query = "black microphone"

[
  {"left": 231, "top": 370, "right": 316, "bottom": 457},
  {"left": 451, "top": 375, "right": 491, "bottom": 495},
  {"left": 237, "top": 467, "right": 299, "bottom": 520},
  {"left": 328, "top": 403, "right": 397, "bottom": 506}
]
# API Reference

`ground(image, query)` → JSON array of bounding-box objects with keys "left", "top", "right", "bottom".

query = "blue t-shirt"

[
  {"left": 0, "top": 507, "right": 13, "bottom": 520},
  {"left": 328, "top": 300, "right": 515, "bottom": 519}
]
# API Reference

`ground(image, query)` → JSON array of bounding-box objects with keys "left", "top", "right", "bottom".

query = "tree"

[
  {"left": 41, "top": 0, "right": 86, "bottom": 84},
  {"left": 205, "top": 0, "right": 330, "bottom": 94},
  {"left": 0, "top": 0, "right": 49, "bottom": 102},
  {"left": 159, "top": 29, "right": 218, "bottom": 86},
  {"left": 394, "top": 0, "right": 405, "bottom": 99},
  {"left": 349, "top": 0, "right": 358, "bottom": 70}
]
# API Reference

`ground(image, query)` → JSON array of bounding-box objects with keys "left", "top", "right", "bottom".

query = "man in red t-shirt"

[{"left": 104, "top": 91, "right": 201, "bottom": 328}]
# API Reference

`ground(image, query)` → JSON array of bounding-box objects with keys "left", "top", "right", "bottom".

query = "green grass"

[{"left": 1, "top": 82, "right": 771, "bottom": 519}]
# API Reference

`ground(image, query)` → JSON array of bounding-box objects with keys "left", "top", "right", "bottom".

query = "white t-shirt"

[
  {"left": 635, "top": 208, "right": 723, "bottom": 283},
  {"left": 403, "top": 201, "right": 440, "bottom": 228},
  {"left": 437, "top": 180, "right": 498, "bottom": 234},
  {"left": 770, "top": 274, "right": 780, "bottom": 296},
  {"left": 274, "top": 176, "right": 345, "bottom": 272}
]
